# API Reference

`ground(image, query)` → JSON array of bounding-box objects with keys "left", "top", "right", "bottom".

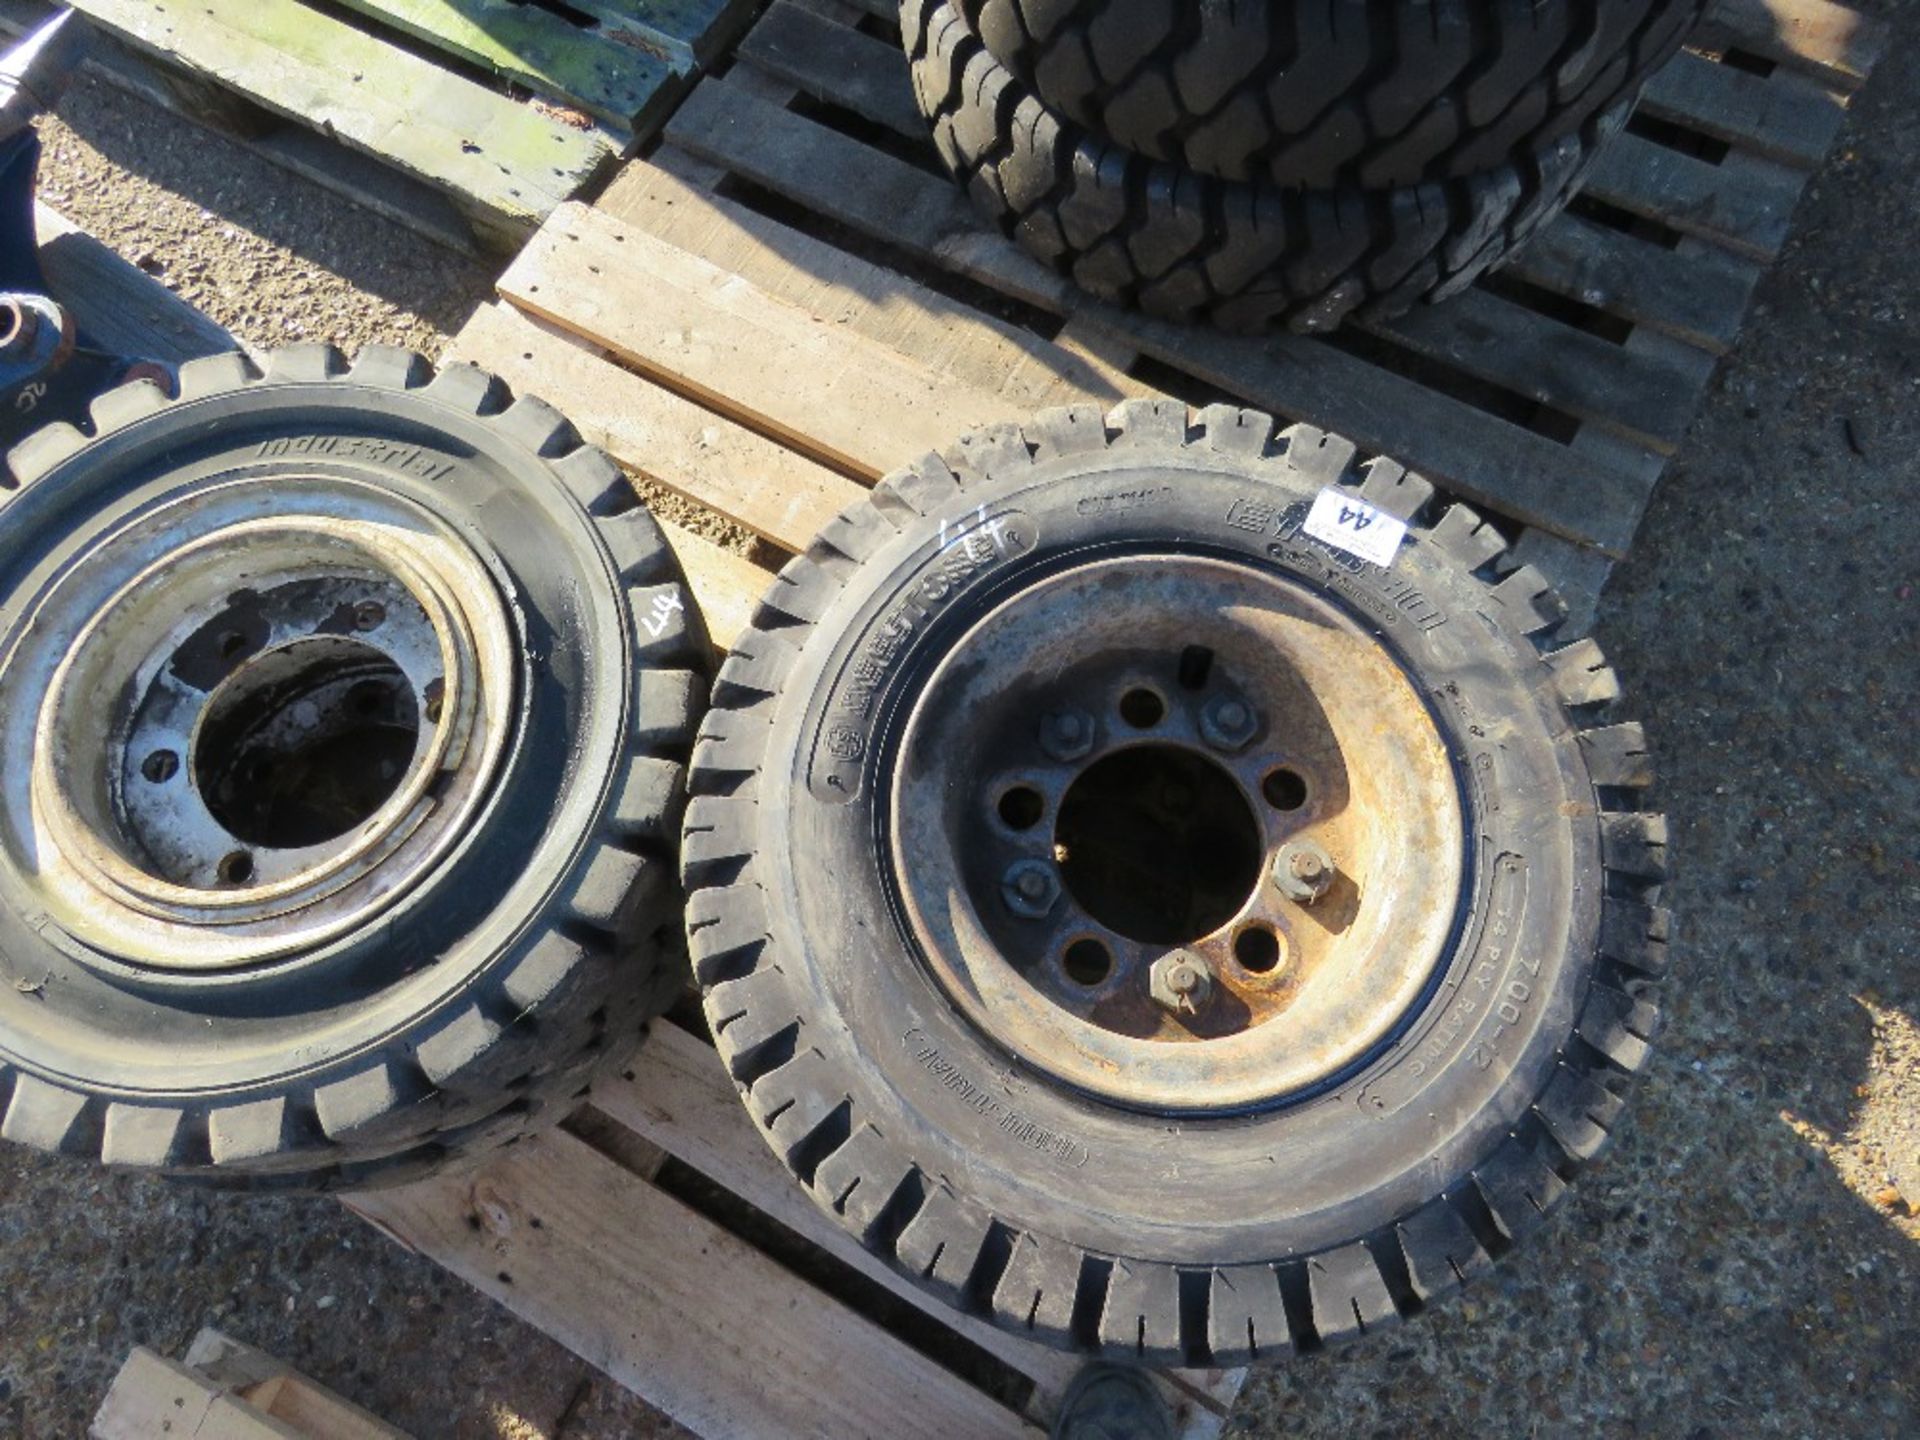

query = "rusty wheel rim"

[{"left": 889, "top": 553, "right": 1467, "bottom": 1114}]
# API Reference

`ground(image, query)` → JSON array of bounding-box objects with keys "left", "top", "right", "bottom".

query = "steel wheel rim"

[
  {"left": 4, "top": 474, "right": 518, "bottom": 971},
  {"left": 887, "top": 552, "right": 1468, "bottom": 1114}
]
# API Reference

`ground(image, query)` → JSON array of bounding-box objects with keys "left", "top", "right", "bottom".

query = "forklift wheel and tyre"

[
  {"left": 0, "top": 346, "right": 705, "bottom": 1191},
  {"left": 685, "top": 400, "right": 1669, "bottom": 1363}
]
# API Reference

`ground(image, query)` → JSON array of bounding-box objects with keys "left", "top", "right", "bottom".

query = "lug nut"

[
  {"left": 1149, "top": 951, "right": 1213, "bottom": 1015},
  {"left": 1039, "top": 708, "right": 1095, "bottom": 762},
  {"left": 1002, "top": 858, "right": 1061, "bottom": 918},
  {"left": 1272, "top": 839, "right": 1336, "bottom": 904},
  {"left": 1199, "top": 695, "right": 1258, "bottom": 752}
]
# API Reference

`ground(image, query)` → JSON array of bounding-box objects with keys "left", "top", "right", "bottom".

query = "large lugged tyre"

[
  {"left": 686, "top": 401, "right": 1669, "bottom": 1363},
  {"left": 961, "top": 0, "right": 1706, "bottom": 189},
  {"left": 0, "top": 346, "right": 707, "bottom": 1192},
  {"left": 907, "top": 0, "right": 1629, "bottom": 332}
]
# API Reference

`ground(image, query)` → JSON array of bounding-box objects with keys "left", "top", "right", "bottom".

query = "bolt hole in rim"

[
  {"left": 3, "top": 480, "right": 519, "bottom": 972},
  {"left": 1118, "top": 686, "right": 1165, "bottom": 728},
  {"left": 997, "top": 784, "right": 1045, "bottom": 832},
  {"left": 1063, "top": 937, "right": 1113, "bottom": 986},
  {"left": 890, "top": 552, "right": 1466, "bottom": 1113}
]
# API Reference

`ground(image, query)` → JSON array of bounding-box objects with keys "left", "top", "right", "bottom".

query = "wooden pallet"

[
  {"left": 0, "top": 0, "right": 760, "bottom": 253},
  {"left": 93, "top": 1329, "right": 412, "bottom": 1440},
  {"left": 431, "top": 0, "right": 1883, "bottom": 625},
  {"left": 351, "top": 1015, "right": 1248, "bottom": 1438}
]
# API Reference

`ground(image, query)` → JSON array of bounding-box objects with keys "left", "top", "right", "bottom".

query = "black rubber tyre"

[
  {"left": 961, "top": 0, "right": 1705, "bottom": 189},
  {"left": 907, "top": 0, "right": 1631, "bottom": 332},
  {"left": 0, "top": 345, "right": 707, "bottom": 1192},
  {"left": 686, "top": 401, "right": 1670, "bottom": 1363}
]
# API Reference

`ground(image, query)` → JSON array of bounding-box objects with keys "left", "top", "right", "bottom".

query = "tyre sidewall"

[{"left": 757, "top": 444, "right": 1600, "bottom": 1264}]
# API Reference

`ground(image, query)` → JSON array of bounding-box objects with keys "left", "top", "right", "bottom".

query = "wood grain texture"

[
  {"left": 348, "top": 1129, "right": 1045, "bottom": 1440},
  {"left": 329, "top": 0, "right": 676, "bottom": 129},
  {"left": 57, "top": 0, "right": 612, "bottom": 246}
]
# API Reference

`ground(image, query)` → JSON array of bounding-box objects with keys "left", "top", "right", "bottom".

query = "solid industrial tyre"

[
  {"left": 907, "top": 0, "right": 1632, "bottom": 332},
  {"left": 959, "top": 0, "right": 1706, "bottom": 189},
  {"left": 685, "top": 400, "right": 1670, "bottom": 1364},
  {"left": 0, "top": 345, "right": 707, "bottom": 1192}
]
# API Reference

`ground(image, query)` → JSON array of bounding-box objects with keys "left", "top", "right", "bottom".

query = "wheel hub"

[
  {"left": 5, "top": 476, "right": 517, "bottom": 971},
  {"left": 889, "top": 553, "right": 1467, "bottom": 1113}
]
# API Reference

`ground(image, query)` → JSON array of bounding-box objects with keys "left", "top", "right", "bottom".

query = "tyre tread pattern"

[
  {"left": 959, "top": 0, "right": 1706, "bottom": 190},
  {"left": 908, "top": 0, "right": 1643, "bottom": 333},
  {"left": 686, "top": 400, "right": 1669, "bottom": 1362},
  {"left": 0, "top": 345, "right": 708, "bottom": 1192}
]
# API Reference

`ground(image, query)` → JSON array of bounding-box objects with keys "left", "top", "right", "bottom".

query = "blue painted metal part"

[{"left": 0, "top": 12, "right": 168, "bottom": 456}]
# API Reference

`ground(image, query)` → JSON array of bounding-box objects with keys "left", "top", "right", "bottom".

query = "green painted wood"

[
  {"left": 58, "top": 0, "right": 612, "bottom": 248},
  {"left": 331, "top": 0, "right": 676, "bottom": 130},
  {"left": 556, "top": 0, "right": 762, "bottom": 68}
]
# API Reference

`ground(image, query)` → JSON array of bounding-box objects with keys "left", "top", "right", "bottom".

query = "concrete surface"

[{"left": 3, "top": 6, "right": 1916, "bottom": 1436}]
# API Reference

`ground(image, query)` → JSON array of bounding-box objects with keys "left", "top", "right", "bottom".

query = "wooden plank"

[
  {"left": 0, "top": 0, "right": 481, "bottom": 254},
  {"left": 348, "top": 1128, "right": 1044, "bottom": 1440},
  {"left": 1500, "top": 212, "right": 1760, "bottom": 354},
  {"left": 330, "top": 0, "right": 676, "bottom": 130},
  {"left": 60, "top": 0, "right": 612, "bottom": 249},
  {"left": 453, "top": 301, "right": 860, "bottom": 550},
  {"left": 553, "top": 0, "right": 762, "bottom": 69},
  {"left": 498, "top": 201, "right": 1136, "bottom": 482},
  {"left": 1636, "top": 48, "right": 1846, "bottom": 170},
  {"left": 598, "top": 163, "right": 1153, "bottom": 414},
  {"left": 595, "top": 1023, "right": 1244, "bottom": 1429},
  {"left": 662, "top": 82, "right": 1659, "bottom": 551},
  {"left": 659, "top": 520, "right": 772, "bottom": 651},
  {"left": 1694, "top": 0, "right": 1888, "bottom": 91},
  {"left": 595, "top": 1024, "right": 1090, "bottom": 1413},
  {"left": 181, "top": 1332, "right": 414, "bottom": 1440},
  {"left": 1584, "top": 130, "right": 1804, "bottom": 261},
  {"left": 33, "top": 204, "right": 243, "bottom": 366},
  {"left": 91, "top": 1350, "right": 307, "bottom": 1440},
  {"left": 739, "top": 0, "right": 921, "bottom": 138},
  {"left": 1362, "top": 285, "right": 1713, "bottom": 451}
]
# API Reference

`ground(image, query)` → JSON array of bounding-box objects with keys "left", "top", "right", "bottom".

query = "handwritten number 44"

[
  {"left": 1337, "top": 504, "right": 1375, "bottom": 532},
  {"left": 641, "top": 590, "right": 684, "bottom": 638}
]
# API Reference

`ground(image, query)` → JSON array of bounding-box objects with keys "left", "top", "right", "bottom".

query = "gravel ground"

[{"left": 5, "top": 10, "right": 1918, "bottom": 1436}]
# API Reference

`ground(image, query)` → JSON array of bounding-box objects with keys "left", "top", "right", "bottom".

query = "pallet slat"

[
  {"left": 499, "top": 201, "right": 1138, "bottom": 481},
  {"left": 663, "top": 80, "right": 1660, "bottom": 552},
  {"left": 1499, "top": 214, "right": 1760, "bottom": 354},
  {"left": 456, "top": 301, "right": 860, "bottom": 549},
  {"left": 349, "top": 1128, "right": 1045, "bottom": 1439},
  {"left": 1362, "top": 285, "right": 1715, "bottom": 451},
  {"left": 329, "top": 0, "right": 676, "bottom": 130},
  {"left": 1636, "top": 47, "right": 1846, "bottom": 168},
  {"left": 1585, "top": 135, "right": 1804, "bottom": 260},
  {"left": 58, "top": 0, "right": 613, "bottom": 249},
  {"left": 1693, "top": 0, "right": 1888, "bottom": 90},
  {"left": 594, "top": 1026, "right": 1091, "bottom": 1413}
]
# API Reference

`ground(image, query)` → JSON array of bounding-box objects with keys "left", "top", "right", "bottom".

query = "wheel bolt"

[
  {"left": 353, "top": 600, "right": 387, "bottom": 631},
  {"left": 1149, "top": 951, "right": 1213, "bottom": 1015},
  {"left": 1002, "top": 859, "right": 1060, "bottom": 918},
  {"left": 1039, "top": 708, "right": 1095, "bottom": 762},
  {"left": 1272, "top": 839, "right": 1336, "bottom": 904},
  {"left": 1199, "top": 694, "right": 1258, "bottom": 752}
]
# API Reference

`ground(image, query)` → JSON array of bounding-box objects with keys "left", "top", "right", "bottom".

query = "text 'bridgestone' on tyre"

[
  {"left": 0, "top": 346, "right": 707, "bottom": 1192},
  {"left": 686, "top": 400, "right": 1669, "bottom": 1364}
]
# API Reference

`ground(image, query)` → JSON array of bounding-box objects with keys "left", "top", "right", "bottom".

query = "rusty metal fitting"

[
  {"left": 1001, "top": 858, "right": 1060, "bottom": 918},
  {"left": 1198, "top": 694, "right": 1258, "bottom": 752},
  {"left": 1038, "top": 708, "right": 1095, "bottom": 762},
  {"left": 1149, "top": 950, "right": 1214, "bottom": 1015},
  {"left": 0, "top": 295, "right": 39, "bottom": 359},
  {"left": 1272, "top": 839, "right": 1337, "bottom": 904}
]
